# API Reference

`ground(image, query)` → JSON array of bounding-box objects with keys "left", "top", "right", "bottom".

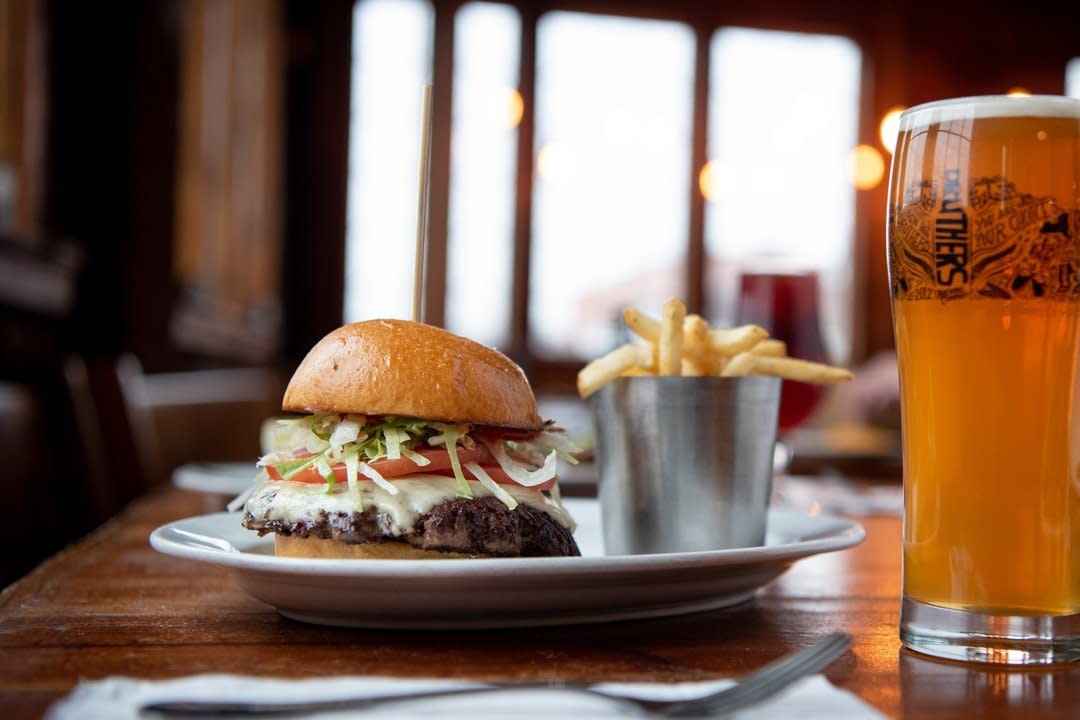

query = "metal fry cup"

[{"left": 588, "top": 376, "right": 781, "bottom": 555}]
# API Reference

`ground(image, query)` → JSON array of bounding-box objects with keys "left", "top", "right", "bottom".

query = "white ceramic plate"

[{"left": 150, "top": 500, "right": 864, "bottom": 629}]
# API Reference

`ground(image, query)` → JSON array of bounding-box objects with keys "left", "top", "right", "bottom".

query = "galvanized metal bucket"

[{"left": 588, "top": 376, "right": 781, "bottom": 555}]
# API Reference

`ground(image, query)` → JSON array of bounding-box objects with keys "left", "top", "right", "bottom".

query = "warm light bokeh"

[
  {"left": 505, "top": 88, "right": 524, "bottom": 128},
  {"left": 879, "top": 106, "right": 905, "bottom": 154},
  {"left": 698, "top": 160, "right": 720, "bottom": 200},
  {"left": 535, "top": 142, "right": 564, "bottom": 180},
  {"left": 847, "top": 144, "right": 884, "bottom": 189},
  {"left": 1007, "top": 87, "right": 1031, "bottom": 97}
]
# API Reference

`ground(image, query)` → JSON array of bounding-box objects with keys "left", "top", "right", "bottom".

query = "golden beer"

[{"left": 888, "top": 97, "right": 1080, "bottom": 663}]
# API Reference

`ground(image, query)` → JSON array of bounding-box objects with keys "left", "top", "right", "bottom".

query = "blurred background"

[{"left": 1, "top": 0, "right": 1078, "bottom": 583}]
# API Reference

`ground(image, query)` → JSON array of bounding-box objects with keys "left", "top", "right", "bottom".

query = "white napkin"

[{"left": 47, "top": 673, "right": 884, "bottom": 719}]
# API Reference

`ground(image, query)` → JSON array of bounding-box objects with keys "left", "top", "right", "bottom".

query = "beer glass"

[{"left": 888, "top": 96, "right": 1080, "bottom": 664}]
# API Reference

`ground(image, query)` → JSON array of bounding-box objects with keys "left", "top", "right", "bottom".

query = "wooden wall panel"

[
  {"left": 0, "top": 0, "right": 45, "bottom": 237},
  {"left": 173, "top": 0, "right": 284, "bottom": 362}
]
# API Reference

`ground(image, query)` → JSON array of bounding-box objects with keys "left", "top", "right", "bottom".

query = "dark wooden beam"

[
  {"left": 686, "top": 26, "right": 708, "bottom": 318},
  {"left": 509, "top": 4, "right": 537, "bottom": 365},
  {"left": 282, "top": 0, "right": 353, "bottom": 362},
  {"left": 423, "top": 1, "right": 457, "bottom": 329}
]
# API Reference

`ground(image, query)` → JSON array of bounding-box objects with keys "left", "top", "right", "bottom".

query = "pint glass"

[{"left": 888, "top": 96, "right": 1080, "bottom": 664}]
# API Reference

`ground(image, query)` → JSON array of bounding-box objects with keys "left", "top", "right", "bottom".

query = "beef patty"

[{"left": 243, "top": 495, "right": 580, "bottom": 557}]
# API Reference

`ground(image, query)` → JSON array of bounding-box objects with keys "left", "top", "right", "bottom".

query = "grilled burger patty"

[{"left": 243, "top": 495, "right": 581, "bottom": 557}]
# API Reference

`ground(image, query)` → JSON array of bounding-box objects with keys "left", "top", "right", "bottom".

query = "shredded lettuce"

[
  {"left": 358, "top": 461, "right": 398, "bottom": 495},
  {"left": 309, "top": 414, "right": 339, "bottom": 442},
  {"left": 273, "top": 453, "right": 324, "bottom": 481},
  {"left": 465, "top": 461, "right": 517, "bottom": 510},
  {"left": 344, "top": 451, "right": 362, "bottom": 511},
  {"left": 260, "top": 414, "right": 575, "bottom": 500},
  {"left": 315, "top": 457, "right": 336, "bottom": 492},
  {"left": 553, "top": 448, "right": 579, "bottom": 465},
  {"left": 400, "top": 447, "right": 431, "bottom": 467},
  {"left": 384, "top": 427, "right": 407, "bottom": 460},
  {"left": 329, "top": 419, "right": 362, "bottom": 450},
  {"left": 433, "top": 423, "right": 472, "bottom": 497},
  {"left": 260, "top": 415, "right": 437, "bottom": 479}
]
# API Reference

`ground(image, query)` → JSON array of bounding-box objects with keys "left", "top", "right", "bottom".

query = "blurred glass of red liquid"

[{"left": 735, "top": 270, "right": 827, "bottom": 430}]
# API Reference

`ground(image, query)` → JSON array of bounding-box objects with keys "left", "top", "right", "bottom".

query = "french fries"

[
  {"left": 577, "top": 298, "right": 854, "bottom": 398},
  {"left": 658, "top": 299, "right": 685, "bottom": 376},
  {"left": 576, "top": 343, "right": 654, "bottom": 398},
  {"left": 749, "top": 339, "right": 786, "bottom": 357},
  {"left": 722, "top": 354, "right": 854, "bottom": 384}
]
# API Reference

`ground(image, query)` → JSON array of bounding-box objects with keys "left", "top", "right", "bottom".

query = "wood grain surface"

[{"left": 1, "top": 485, "right": 1078, "bottom": 718}]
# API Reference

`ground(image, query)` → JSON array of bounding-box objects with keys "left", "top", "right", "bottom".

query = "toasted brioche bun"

[
  {"left": 274, "top": 535, "right": 485, "bottom": 559},
  {"left": 283, "top": 319, "right": 543, "bottom": 430}
]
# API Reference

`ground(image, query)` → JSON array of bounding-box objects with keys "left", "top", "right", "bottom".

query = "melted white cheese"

[{"left": 243, "top": 475, "right": 576, "bottom": 536}]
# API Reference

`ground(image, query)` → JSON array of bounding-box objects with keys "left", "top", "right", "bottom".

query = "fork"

[{"left": 142, "top": 632, "right": 850, "bottom": 718}]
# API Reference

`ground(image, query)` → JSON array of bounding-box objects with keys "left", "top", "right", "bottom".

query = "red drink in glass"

[{"left": 735, "top": 270, "right": 827, "bottom": 430}]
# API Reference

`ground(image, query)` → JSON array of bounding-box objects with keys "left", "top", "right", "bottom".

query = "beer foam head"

[{"left": 900, "top": 95, "right": 1080, "bottom": 132}]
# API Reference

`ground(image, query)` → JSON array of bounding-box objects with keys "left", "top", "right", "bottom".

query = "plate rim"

[{"left": 149, "top": 505, "right": 865, "bottom": 577}]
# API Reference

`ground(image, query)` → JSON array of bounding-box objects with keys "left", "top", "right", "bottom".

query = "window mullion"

[
  {"left": 424, "top": 1, "right": 455, "bottom": 328},
  {"left": 509, "top": 6, "right": 538, "bottom": 365},
  {"left": 687, "top": 25, "right": 710, "bottom": 317}
]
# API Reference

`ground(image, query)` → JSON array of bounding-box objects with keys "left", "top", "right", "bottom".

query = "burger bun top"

[{"left": 282, "top": 319, "right": 543, "bottom": 430}]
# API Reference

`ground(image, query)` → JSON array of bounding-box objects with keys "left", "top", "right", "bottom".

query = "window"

[
  {"left": 529, "top": 13, "right": 695, "bottom": 359},
  {"left": 344, "top": 0, "right": 434, "bottom": 323},
  {"left": 705, "top": 28, "right": 861, "bottom": 362},
  {"left": 445, "top": 2, "right": 521, "bottom": 347}
]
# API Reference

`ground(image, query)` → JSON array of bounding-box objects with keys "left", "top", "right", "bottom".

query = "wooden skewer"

[{"left": 412, "top": 84, "right": 434, "bottom": 323}]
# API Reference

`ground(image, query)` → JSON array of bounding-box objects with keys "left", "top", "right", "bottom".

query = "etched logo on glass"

[{"left": 889, "top": 173, "right": 1080, "bottom": 301}]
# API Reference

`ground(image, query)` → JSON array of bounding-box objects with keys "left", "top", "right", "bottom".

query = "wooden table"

[{"left": 2, "top": 486, "right": 1079, "bottom": 718}]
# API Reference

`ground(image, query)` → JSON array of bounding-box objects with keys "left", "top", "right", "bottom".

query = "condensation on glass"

[
  {"left": 444, "top": 2, "right": 521, "bottom": 349},
  {"left": 705, "top": 28, "right": 861, "bottom": 363},
  {"left": 344, "top": 0, "right": 434, "bottom": 323},
  {"left": 529, "top": 12, "right": 695, "bottom": 359}
]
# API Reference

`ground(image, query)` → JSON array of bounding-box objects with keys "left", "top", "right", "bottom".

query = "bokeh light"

[
  {"left": 847, "top": 144, "right": 885, "bottom": 190},
  {"left": 699, "top": 160, "right": 720, "bottom": 200},
  {"left": 505, "top": 88, "right": 524, "bottom": 128},
  {"left": 535, "top": 142, "right": 566, "bottom": 181},
  {"left": 1007, "top": 87, "right": 1031, "bottom": 97},
  {"left": 879, "top": 106, "right": 905, "bottom": 154}
]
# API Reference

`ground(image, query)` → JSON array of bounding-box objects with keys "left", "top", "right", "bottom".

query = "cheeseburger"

[{"left": 241, "top": 319, "right": 580, "bottom": 558}]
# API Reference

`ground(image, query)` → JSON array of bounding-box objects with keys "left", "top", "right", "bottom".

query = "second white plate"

[{"left": 150, "top": 499, "right": 864, "bottom": 629}]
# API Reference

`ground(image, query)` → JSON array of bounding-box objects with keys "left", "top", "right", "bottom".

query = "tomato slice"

[{"left": 267, "top": 446, "right": 556, "bottom": 491}]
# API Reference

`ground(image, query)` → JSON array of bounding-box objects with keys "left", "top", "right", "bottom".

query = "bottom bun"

[{"left": 274, "top": 534, "right": 487, "bottom": 559}]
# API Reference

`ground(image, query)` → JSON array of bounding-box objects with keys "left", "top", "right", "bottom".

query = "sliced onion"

[
  {"left": 465, "top": 461, "right": 518, "bottom": 510},
  {"left": 358, "top": 461, "right": 399, "bottom": 495},
  {"left": 534, "top": 430, "right": 581, "bottom": 455},
  {"left": 550, "top": 481, "right": 562, "bottom": 507},
  {"left": 482, "top": 438, "right": 558, "bottom": 488}
]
